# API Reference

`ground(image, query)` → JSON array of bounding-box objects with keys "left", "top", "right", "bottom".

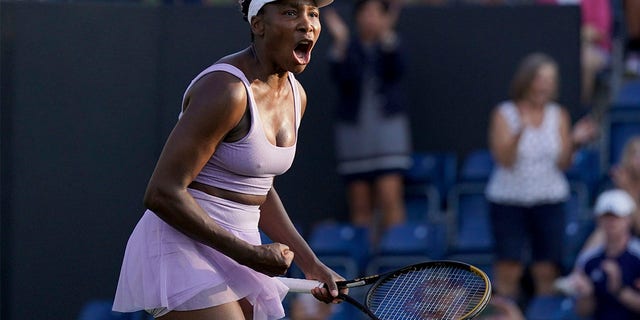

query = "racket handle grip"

[{"left": 275, "top": 277, "right": 324, "bottom": 293}]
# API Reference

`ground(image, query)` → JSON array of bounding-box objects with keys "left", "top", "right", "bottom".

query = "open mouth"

[{"left": 293, "top": 40, "right": 313, "bottom": 64}]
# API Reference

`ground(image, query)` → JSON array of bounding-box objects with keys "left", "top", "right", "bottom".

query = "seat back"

[
  {"left": 459, "top": 149, "right": 494, "bottom": 183},
  {"left": 447, "top": 183, "right": 494, "bottom": 254},
  {"left": 77, "top": 300, "right": 146, "bottom": 320}
]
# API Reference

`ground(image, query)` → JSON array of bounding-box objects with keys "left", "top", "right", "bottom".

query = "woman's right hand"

[{"left": 241, "top": 243, "right": 295, "bottom": 277}]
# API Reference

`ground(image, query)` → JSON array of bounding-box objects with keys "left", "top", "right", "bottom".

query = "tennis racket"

[{"left": 277, "top": 260, "right": 491, "bottom": 320}]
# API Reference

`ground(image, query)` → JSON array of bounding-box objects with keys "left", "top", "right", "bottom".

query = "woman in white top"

[{"left": 485, "top": 52, "right": 597, "bottom": 306}]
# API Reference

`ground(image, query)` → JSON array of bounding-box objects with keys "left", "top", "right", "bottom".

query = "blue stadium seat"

[
  {"left": 365, "top": 255, "right": 432, "bottom": 276},
  {"left": 602, "top": 112, "right": 640, "bottom": 169},
  {"left": 565, "top": 182, "right": 590, "bottom": 225},
  {"left": 77, "top": 300, "right": 146, "bottom": 320},
  {"left": 563, "top": 182, "right": 593, "bottom": 271},
  {"left": 328, "top": 300, "right": 363, "bottom": 320},
  {"left": 459, "top": 149, "right": 494, "bottom": 182},
  {"left": 525, "top": 295, "right": 582, "bottom": 320},
  {"left": 364, "top": 221, "right": 447, "bottom": 278},
  {"left": 377, "top": 221, "right": 446, "bottom": 258},
  {"left": 307, "top": 222, "right": 371, "bottom": 273},
  {"left": 565, "top": 147, "right": 601, "bottom": 198},
  {"left": 404, "top": 185, "right": 441, "bottom": 223},
  {"left": 260, "top": 230, "right": 272, "bottom": 244},
  {"left": 611, "top": 79, "right": 640, "bottom": 108},
  {"left": 446, "top": 183, "right": 494, "bottom": 254},
  {"left": 405, "top": 152, "right": 457, "bottom": 209}
]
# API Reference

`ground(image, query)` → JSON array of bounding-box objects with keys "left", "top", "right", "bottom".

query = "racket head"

[{"left": 365, "top": 260, "right": 491, "bottom": 320}]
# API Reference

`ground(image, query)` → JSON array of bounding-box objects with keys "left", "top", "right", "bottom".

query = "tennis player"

[{"left": 112, "top": 0, "right": 343, "bottom": 319}]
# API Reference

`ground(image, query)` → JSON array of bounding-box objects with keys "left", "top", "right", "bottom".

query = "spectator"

[
  {"left": 580, "top": 0, "right": 613, "bottom": 108},
  {"left": 623, "top": 0, "right": 640, "bottom": 77},
  {"left": 536, "top": 0, "right": 613, "bottom": 108},
  {"left": 571, "top": 189, "right": 640, "bottom": 320},
  {"left": 485, "top": 52, "right": 598, "bottom": 308},
  {"left": 323, "top": 0, "right": 412, "bottom": 243},
  {"left": 584, "top": 136, "right": 640, "bottom": 249},
  {"left": 556, "top": 135, "right": 640, "bottom": 295}
]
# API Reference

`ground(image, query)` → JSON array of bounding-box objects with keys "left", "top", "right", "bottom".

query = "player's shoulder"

[{"left": 189, "top": 66, "right": 247, "bottom": 104}]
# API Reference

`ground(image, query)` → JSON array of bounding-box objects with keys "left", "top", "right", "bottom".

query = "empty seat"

[
  {"left": 565, "top": 147, "right": 601, "bottom": 197},
  {"left": 447, "top": 183, "right": 494, "bottom": 254},
  {"left": 602, "top": 112, "right": 640, "bottom": 169},
  {"left": 405, "top": 152, "right": 457, "bottom": 209},
  {"left": 365, "top": 255, "right": 432, "bottom": 276},
  {"left": 525, "top": 295, "right": 581, "bottom": 320},
  {"left": 365, "top": 221, "right": 447, "bottom": 277},
  {"left": 611, "top": 79, "right": 640, "bottom": 108},
  {"left": 459, "top": 149, "right": 494, "bottom": 182},
  {"left": 377, "top": 221, "right": 446, "bottom": 258},
  {"left": 404, "top": 184, "right": 441, "bottom": 223},
  {"left": 307, "top": 222, "right": 371, "bottom": 273}
]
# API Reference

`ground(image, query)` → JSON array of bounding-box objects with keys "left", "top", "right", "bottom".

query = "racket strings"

[{"left": 367, "top": 265, "right": 488, "bottom": 320}]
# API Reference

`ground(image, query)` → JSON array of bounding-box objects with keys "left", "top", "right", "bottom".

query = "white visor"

[{"left": 248, "top": 0, "right": 334, "bottom": 25}]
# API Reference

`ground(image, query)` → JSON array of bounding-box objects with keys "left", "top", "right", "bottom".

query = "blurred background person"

[
  {"left": 583, "top": 135, "right": 640, "bottom": 250},
  {"left": 579, "top": 0, "right": 613, "bottom": 108},
  {"left": 623, "top": 0, "right": 640, "bottom": 77},
  {"left": 485, "top": 52, "right": 598, "bottom": 308},
  {"left": 571, "top": 189, "right": 640, "bottom": 320},
  {"left": 323, "top": 0, "right": 412, "bottom": 244},
  {"left": 536, "top": 0, "right": 613, "bottom": 109},
  {"left": 556, "top": 135, "right": 640, "bottom": 295}
]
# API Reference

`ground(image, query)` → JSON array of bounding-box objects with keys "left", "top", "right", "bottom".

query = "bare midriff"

[{"left": 188, "top": 181, "right": 267, "bottom": 206}]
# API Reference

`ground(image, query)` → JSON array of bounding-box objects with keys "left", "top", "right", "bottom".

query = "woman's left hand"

[{"left": 305, "top": 263, "right": 347, "bottom": 304}]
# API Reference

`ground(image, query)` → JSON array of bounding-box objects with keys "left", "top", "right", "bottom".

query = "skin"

[
  {"left": 143, "top": 0, "right": 345, "bottom": 318},
  {"left": 625, "top": 0, "right": 640, "bottom": 41},
  {"left": 477, "top": 296, "right": 525, "bottom": 320},
  {"left": 488, "top": 62, "right": 597, "bottom": 298}
]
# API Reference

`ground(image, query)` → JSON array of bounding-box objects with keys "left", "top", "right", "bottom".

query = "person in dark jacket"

[{"left": 324, "top": 0, "right": 412, "bottom": 243}]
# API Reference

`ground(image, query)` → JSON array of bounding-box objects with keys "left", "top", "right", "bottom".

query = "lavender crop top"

[{"left": 180, "top": 63, "right": 300, "bottom": 196}]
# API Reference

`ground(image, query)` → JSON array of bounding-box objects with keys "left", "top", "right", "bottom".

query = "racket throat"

[{"left": 339, "top": 293, "right": 381, "bottom": 320}]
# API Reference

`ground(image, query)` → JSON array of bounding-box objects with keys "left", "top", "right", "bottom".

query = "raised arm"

[{"left": 323, "top": 7, "right": 350, "bottom": 60}]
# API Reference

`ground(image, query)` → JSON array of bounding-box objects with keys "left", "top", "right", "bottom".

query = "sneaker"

[{"left": 624, "top": 52, "right": 640, "bottom": 78}]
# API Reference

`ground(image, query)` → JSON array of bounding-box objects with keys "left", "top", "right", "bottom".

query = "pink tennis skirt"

[{"left": 112, "top": 188, "right": 288, "bottom": 319}]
